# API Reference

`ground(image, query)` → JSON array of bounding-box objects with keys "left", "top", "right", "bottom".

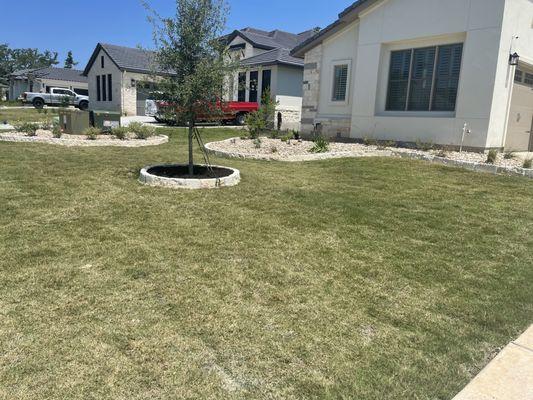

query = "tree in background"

[
  {"left": 64, "top": 51, "right": 78, "bottom": 69},
  {"left": 0, "top": 44, "right": 58, "bottom": 84},
  {"left": 144, "top": 0, "right": 237, "bottom": 175}
]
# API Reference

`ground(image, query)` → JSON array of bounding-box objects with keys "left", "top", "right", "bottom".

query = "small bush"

[
  {"left": 436, "top": 150, "right": 448, "bottom": 158},
  {"left": 112, "top": 126, "right": 128, "bottom": 140},
  {"left": 270, "top": 145, "right": 278, "bottom": 153},
  {"left": 280, "top": 132, "right": 292, "bottom": 143},
  {"left": 503, "top": 151, "right": 516, "bottom": 160},
  {"left": 84, "top": 127, "right": 101, "bottom": 140},
  {"left": 123, "top": 122, "right": 155, "bottom": 140},
  {"left": 253, "top": 138, "right": 262, "bottom": 149},
  {"left": 270, "top": 130, "right": 280, "bottom": 139},
  {"left": 292, "top": 130, "right": 300, "bottom": 140},
  {"left": 415, "top": 139, "right": 434, "bottom": 151},
  {"left": 41, "top": 119, "right": 53, "bottom": 131},
  {"left": 52, "top": 124, "right": 62, "bottom": 138},
  {"left": 363, "top": 136, "right": 378, "bottom": 146},
  {"left": 485, "top": 149, "right": 498, "bottom": 164},
  {"left": 309, "top": 135, "right": 329, "bottom": 153},
  {"left": 13, "top": 122, "right": 39, "bottom": 136},
  {"left": 523, "top": 158, "right": 533, "bottom": 169}
]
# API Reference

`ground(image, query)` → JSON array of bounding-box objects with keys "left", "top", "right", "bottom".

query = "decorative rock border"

[
  {"left": 0, "top": 133, "right": 168, "bottom": 147},
  {"left": 205, "top": 137, "right": 533, "bottom": 179},
  {"left": 139, "top": 164, "right": 241, "bottom": 190}
]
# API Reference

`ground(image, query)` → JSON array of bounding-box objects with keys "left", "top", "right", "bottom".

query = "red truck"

[{"left": 148, "top": 100, "right": 259, "bottom": 126}]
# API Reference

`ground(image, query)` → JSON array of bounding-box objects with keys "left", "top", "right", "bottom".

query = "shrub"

[
  {"left": 292, "top": 130, "right": 300, "bottom": 140},
  {"left": 415, "top": 139, "right": 434, "bottom": 151},
  {"left": 84, "top": 127, "right": 101, "bottom": 140},
  {"left": 41, "top": 119, "right": 53, "bottom": 131},
  {"left": 52, "top": 124, "right": 62, "bottom": 138},
  {"left": 253, "top": 138, "right": 262, "bottom": 149},
  {"left": 124, "top": 122, "right": 155, "bottom": 140},
  {"left": 309, "top": 135, "right": 329, "bottom": 153},
  {"left": 523, "top": 158, "right": 533, "bottom": 169},
  {"left": 270, "top": 145, "right": 278, "bottom": 153},
  {"left": 112, "top": 126, "right": 128, "bottom": 140},
  {"left": 270, "top": 130, "right": 280, "bottom": 139},
  {"left": 486, "top": 149, "right": 498, "bottom": 164},
  {"left": 436, "top": 150, "right": 448, "bottom": 158},
  {"left": 363, "top": 136, "right": 377, "bottom": 146},
  {"left": 246, "top": 89, "right": 277, "bottom": 139},
  {"left": 13, "top": 122, "right": 39, "bottom": 136},
  {"left": 280, "top": 132, "right": 292, "bottom": 143},
  {"left": 503, "top": 151, "right": 516, "bottom": 160}
]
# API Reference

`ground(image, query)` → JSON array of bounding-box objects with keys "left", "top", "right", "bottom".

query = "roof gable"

[{"left": 291, "top": 0, "right": 383, "bottom": 57}]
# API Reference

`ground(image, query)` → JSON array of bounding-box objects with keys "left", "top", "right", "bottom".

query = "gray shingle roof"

[
  {"left": 227, "top": 27, "right": 318, "bottom": 52},
  {"left": 83, "top": 43, "right": 171, "bottom": 76},
  {"left": 10, "top": 67, "right": 87, "bottom": 83},
  {"left": 239, "top": 48, "right": 304, "bottom": 67}
]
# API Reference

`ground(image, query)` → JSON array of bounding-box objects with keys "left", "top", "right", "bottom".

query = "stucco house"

[
  {"left": 83, "top": 43, "right": 171, "bottom": 116},
  {"left": 223, "top": 27, "right": 318, "bottom": 130},
  {"left": 8, "top": 67, "right": 88, "bottom": 101},
  {"left": 292, "top": 0, "right": 533, "bottom": 151}
]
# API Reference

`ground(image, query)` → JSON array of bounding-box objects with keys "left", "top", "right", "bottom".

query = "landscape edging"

[{"left": 205, "top": 137, "right": 533, "bottom": 179}]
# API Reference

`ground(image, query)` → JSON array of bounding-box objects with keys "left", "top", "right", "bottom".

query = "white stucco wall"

[
  {"left": 87, "top": 49, "right": 123, "bottom": 113},
  {"left": 304, "top": 0, "right": 533, "bottom": 149},
  {"left": 488, "top": 0, "right": 533, "bottom": 149}
]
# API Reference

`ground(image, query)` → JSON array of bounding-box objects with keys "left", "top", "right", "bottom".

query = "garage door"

[{"left": 505, "top": 68, "right": 533, "bottom": 151}]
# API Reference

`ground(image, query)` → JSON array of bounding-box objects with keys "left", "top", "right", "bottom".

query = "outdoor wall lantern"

[
  {"left": 131, "top": 79, "right": 137, "bottom": 87},
  {"left": 509, "top": 52, "right": 520, "bottom": 66}
]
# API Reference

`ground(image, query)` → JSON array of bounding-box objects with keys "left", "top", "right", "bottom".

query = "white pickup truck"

[{"left": 21, "top": 88, "right": 89, "bottom": 110}]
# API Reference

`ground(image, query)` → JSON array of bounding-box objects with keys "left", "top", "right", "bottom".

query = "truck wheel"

[
  {"left": 33, "top": 98, "right": 44, "bottom": 109},
  {"left": 235, "top": 113, "right": 247, "bottom": 126},
  {"left": 78, "top": 101, "right": 89, "bottom": 111}
]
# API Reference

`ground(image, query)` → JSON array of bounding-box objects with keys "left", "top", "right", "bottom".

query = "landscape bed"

[
  {"left": 0, "top": 129, "right": 168, "bottom": 147},
  {"left": 0, "top": 127, "right": 532, "bottom": 399},
  {"left": 206, "top": 137, "right": 533, "bottom": 178}
]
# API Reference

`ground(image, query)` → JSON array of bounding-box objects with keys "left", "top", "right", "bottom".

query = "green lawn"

[
  {"left": 0, "top": 107, "right": 57, "bottom": 123},
  {"left": 1, "top": 128, "right": 532, "bottom": 399}
]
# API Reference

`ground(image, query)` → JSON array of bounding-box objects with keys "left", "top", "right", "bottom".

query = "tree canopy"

[
  {"left": 0, "top": 44, "right": 58, "bottom": 84},
  {"left": 64, "top": 51, "right": 78, "bottom": 69}
]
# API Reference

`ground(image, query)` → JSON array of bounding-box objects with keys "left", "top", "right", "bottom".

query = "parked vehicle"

[
  {"left": 147, "top": 100, "right": 259, "bottom": 125},
  {"left": 20, "top": 88, "right": 89, "bottom": 110}
]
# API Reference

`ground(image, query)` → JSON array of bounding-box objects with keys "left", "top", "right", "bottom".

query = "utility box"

[
  {"left": 90, "top": 110, "right": 121, "bottom": 133},
  {"left": 58, "top": 109, "right": 90, "bottom": 134}
]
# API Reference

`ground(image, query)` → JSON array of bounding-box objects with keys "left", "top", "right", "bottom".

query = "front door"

[{"left": 506, "top": 69, "right": 533, "bottom": 151}]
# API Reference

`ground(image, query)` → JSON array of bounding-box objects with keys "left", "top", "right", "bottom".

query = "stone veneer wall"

[
  {"left": 276, "top": 106, "right": 301, "bottom": 131},
  {"left": 301, "top": 45, "right": 322, "bottom": 135},
  {"left": 300, "top": 44, "right": 352, "bottom": 139}
]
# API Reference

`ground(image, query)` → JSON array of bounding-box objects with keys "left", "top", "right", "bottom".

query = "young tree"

[
  {"left": 64, "top": 51, "right": 78, "bottom": 69},
  {"left": 145, "top": 0, "right": 236, "bottom": 175}
]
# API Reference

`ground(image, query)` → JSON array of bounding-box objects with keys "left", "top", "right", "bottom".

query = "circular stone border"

[
  {"left": 139, "top": 164, "right": 240, "bottom": 190},
  {"left": 205, "top": 137, "right": 533, "bottom": 179},
  {"left": 0, "top": 133, "right": 168, "bottom": 147}
]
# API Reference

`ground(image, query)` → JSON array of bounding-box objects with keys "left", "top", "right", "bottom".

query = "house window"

[
  {"left": 249, "top": 71, "right": 258, "bottom": 103},
  {"left": 101, "top": 56, "right": 105, "bottom": 68},
  {"left": 386, "top": 43, "right": 463, "bottom": 112},
  {"left": 332, "top": 64, "right": 349, "bottom": 101},
  {"left": 525, "top": 73, "right": 533, "bottom": 86},
  {"left": 261, "top": 69, "right": 271, "bottom": 96},
  {"left": 237, "top": 72, "right": 246, "bottom": 102},
  {"left": 96, "top": 75, "right": 101, "bottom": 101},
  {"left": 515, "top": 69, "right": 523, "bottom": 83},
  {"left": 102, "top": 75, "right": 107, "bottom": 101},
  {"left": 107, "top": 74, "right": 112, "bottom": 101}
]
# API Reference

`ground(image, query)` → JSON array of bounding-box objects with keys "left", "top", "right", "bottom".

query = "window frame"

[
  {"left": 385, "top": 43, "right": 463, "bottom": 113},
  {"left": 96, "top": 75, "right": 101, "bottom": 102},
  {"left": 107, "top": 74, "right": 112, "bottom": 101},
  {"left": 330, "top": 59, "right": 351, "bottom": 105}
]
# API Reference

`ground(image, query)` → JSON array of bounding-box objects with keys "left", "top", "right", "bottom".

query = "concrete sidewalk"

[{"left": 453, "top": 325, "right": 533, "bottom": 400}]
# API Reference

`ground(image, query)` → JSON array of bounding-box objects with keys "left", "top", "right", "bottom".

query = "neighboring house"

[
  {"left": 8, "top": 67, "right": 88, "bottom": 101},
  {"left": 223, "top": 27, "right": 318, "bottom": 130},
  {"left": 292, "top": 0, "right": 533, "bottom": 151},
  {"left": 83, "top": 43, "right": 170, "bottom": 116}
]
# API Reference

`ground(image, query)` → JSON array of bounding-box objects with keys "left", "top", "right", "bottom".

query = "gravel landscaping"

[
  {"left": 206, "top": 137, "right": 533, "bottom": 178},
  {"left": 0, "top": 129, "right": 169, "bottom": 147}
]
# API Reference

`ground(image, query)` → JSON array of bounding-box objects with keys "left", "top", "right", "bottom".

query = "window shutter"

[
  {"left": 332, "top": 64, "right": 349, "bottom": 101},
  {"left": 408, "top": 47, "right": 435, "bottom": 111},
  {"left": 432, "top": 44, "right": 463, "bottom": 111},
  {"left": 386, "top": 50, "right": 411, "bottom": 110}
]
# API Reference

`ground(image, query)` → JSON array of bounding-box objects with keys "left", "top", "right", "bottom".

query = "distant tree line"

[{"left": 0, "top": 44, "right": 78, "bottom": 84}]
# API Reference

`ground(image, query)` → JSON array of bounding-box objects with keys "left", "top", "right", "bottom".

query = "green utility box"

[
  {"left": 90, "top": 110, "right": 121, "bottom": 133},
  {"left": 58, "top": 109, "right": 90, "bottom": 134}
]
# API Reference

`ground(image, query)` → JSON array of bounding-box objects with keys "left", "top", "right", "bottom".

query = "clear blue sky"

[{"left": 1, "top": 0, "right": 353, "bottom": 69}]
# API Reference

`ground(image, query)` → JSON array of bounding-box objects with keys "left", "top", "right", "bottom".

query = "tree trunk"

[{"left": 188, "top": 124, "right": 194, "bottom": 176}]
